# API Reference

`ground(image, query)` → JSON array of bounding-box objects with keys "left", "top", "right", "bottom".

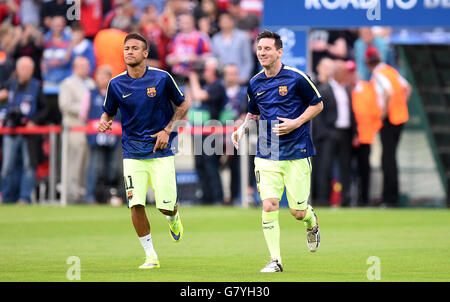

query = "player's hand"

[
  {"left": 272, "top": 117, "right": 300, "bottom": 136},
  {"left": 151, "top": 129, "right": 170, "bottom": 153},
  {"left": 231, "top": 128, "right": 244, "bottom": 150},
  {"left": 98, "top": 120, "right": 112, "bottom": 133}
]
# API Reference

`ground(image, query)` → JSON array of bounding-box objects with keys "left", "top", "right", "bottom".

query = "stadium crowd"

[{"left": 0, "top": 0, "right": 406, "bottom": 208}]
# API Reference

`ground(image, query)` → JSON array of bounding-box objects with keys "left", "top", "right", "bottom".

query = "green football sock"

[
  {"left": 262, "top": 210, "right": 281, "bottom": 263},
  {"left": 303, "top": 205, "right": 317, "bottom": 229}
]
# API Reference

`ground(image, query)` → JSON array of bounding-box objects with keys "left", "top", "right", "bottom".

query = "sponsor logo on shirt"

[{"left": 257, "top": 91, "right": 266, "bottom": 96}]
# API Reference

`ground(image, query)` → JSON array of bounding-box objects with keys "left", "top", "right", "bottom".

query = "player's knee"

[
  {"left": 159, "top": 208, "right": 170, "bottom": 215},
  {"left": 158, "top": 208, "right": 176, "bottom": 216},
  {"left": 131, "top": 204, "right": 144, "bottom": 213},
  {"left": 262, "top": 199, "right": 279, "bottom": 212},
  {"left": 292, "top": 210, "right": 307, "bottom": 220}
]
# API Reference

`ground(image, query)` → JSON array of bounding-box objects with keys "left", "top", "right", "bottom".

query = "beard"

[
  {"left": 126, "top": 61, "right": 141, "bottom": 68},
  {"left": 125, "top": 56, "right": 145, "bottom": 68}
]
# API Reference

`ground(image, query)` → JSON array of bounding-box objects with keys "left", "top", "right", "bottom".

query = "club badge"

[
  {"left": 147, "top": 87, "right": 156, "bottom": 97},
  {"left": 279, "top": 86, "right": 288, "bottom": 96}
]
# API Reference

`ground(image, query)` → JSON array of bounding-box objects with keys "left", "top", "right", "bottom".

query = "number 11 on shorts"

[{"left": 124, "top": 175, "right": 134, "bottom": 190}]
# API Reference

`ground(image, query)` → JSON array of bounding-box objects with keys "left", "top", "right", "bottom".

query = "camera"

[{"left": 4, "top": 107, "right": 25, "bottom": 128}]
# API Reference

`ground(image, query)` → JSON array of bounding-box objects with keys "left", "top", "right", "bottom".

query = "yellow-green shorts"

[
  {"left": 123, "top": 156, "right": 177, "bottom": 211},
  {"left": 254, "top": 157, "right": 312, "bottom": 211}
]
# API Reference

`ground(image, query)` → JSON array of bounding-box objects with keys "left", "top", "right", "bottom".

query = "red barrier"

[
  {"left": 178, "top": 125, "right": 237, "bottom": 135},
  {"left": 71, "top": 125, "right": 237, "bottom": 135},
  {"left": 0, "top": 125, "right": 238, "bottom": 136},
  {"left": 0, "top": 125, "right": 62, "bottom": 135}
]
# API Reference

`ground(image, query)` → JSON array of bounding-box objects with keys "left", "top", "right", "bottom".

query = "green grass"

[{"left": 0, "top": 205, "right": 449, "bottom": 282}]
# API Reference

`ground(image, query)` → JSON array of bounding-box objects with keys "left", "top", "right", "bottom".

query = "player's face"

[
  {"left": 124, "top": 39, "right": 148, "bottom": 67},
  {"left": 256, "top": 38, "right": 282, "bottom": 69}
]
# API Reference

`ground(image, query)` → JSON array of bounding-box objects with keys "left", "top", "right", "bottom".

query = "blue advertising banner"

[
  {"left": 263, "top": 0, "right": 450, "bottom": 28},
  {"left": 390, "top": 27, "right": 450, "bottom": 44},
  {"left": 274, "top": 28, "right": 308, "bottom": 72}
]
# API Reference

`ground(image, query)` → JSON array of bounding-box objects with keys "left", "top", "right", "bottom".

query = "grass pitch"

[{"left": 0, "top": 204, "right": 449, "bottom": 282}]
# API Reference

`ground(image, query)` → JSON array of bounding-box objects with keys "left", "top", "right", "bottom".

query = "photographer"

[{"left": 1, "top": 56, "right": 43, "bottom": 204}]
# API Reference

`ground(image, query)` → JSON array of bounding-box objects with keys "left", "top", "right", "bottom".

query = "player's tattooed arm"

[
  {"left": 152, "top": 100, "right": 189, "bottom": 153},
  {"left": 231, "top": 112, "right": 259, "bottom": 150},
  {"left": 98, "top": 112, "right": 114, "bottom": 133},
  {"left": 164, "top": 100, "right": 189, "bottom": 133}
]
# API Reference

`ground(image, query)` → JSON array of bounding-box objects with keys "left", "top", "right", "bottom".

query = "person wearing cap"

[
  {"left": 365, "top": 46, "right": 412, "bottom": 207},
  {"left": 348, "top": 59, "right": 382, "bottom": 206},
  {"left": 354, "top": 27, "right": 392, "bottom": 81}
]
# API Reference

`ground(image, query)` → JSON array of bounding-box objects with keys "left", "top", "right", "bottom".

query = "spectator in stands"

[
  {"left": 0, "top": 22, "right": 20, "bottom": 55},
  {"left": 159, "top": 0, "right": 191, "bottom": 41},
  {"left": 221, "top": 63, "right": 248, "bottom": 204},
  {"left": 348, "top": 60, "right": 382, "bottom": 207},
  {"left": 1, "top": 57, "right": 42, "bottom": 204},
  {"left": 212, "top": 11, "right": 253, "bottom": 84},
  {"left": 40, "top": 0, "right": 72, "bottom": 30},
  {"left": 194, "top": 0, "right": 220, "bottom": 37},
  {"left": 0, "top": 0, "right": 18, "bottom": 24},
  {"left": 133, "top": 0, "right": 167, "bottom": 15},
  {"left": 166, "top": 12, "right": 212, "bottom": 85},
  {"left": 312, "top": 60, "right": 357, "bottom": 207},
  {"left": 93, "top": 27, "right": 127, "bottom": 77},
  {"left": 41, "top": 15, "right": 72, "bottom": 125},
  {"left": 366, "top": 46, "right": 412, "bottom": 208},
  {"left": 140, "top": 4, "right": 170, "bottom": 70},
  {"left": 102, "top": 0, "right": 137, "bottom": 31},
  {"left": 159, "top": 0, "right": 177, "bottom": 40},
  {"left": 309, "top": 29, "right": 358, "bottom": 77},
  {"left": 227, "top": 0, "right": 260, "bottom": 39},
  {"left": 189, "top": 57, "right": 226, "bottom": 205},
  {"left": 11, "top": 24, "right": 44, "bottom": 80},
  {"left": 222, "top": 64, "right": 247, "bottom": 123},
  {"left": 311, "top": 57, "right": 334, "bottom": 203},
  {"left": 80, "top": 65, "right": 121, "bottom": 204},
  {"left": 315, "top": 57, "right": 334, "bottom": 85},
  {"left": 80, "top": 0, "right": 103, "bottom": 40},
  {"left": 68, "top": 22, "right": 96, "bottom": 75},
  {"left": 354, "top": 27, "right": 393, "bottom": 81},
  {"left": 0, "top": 71, "right": 11, "bottom": 200},
  {"left": 196, "top": 13, "right": 213, "bottom": 38},
  {"left": 19, "top": 0, "right": 40, "bottom": 26},
  {"left": 0, "top": 24, "right": 16, "bottom": 83},
  {"left": 58, "top": 56, "right": 96, "bottom": 204}
]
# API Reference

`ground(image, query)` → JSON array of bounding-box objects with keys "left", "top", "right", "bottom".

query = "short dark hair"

[
  {"left": 256, "top": 30, "right": 283, "bottom": 50},
  {"left": 124, "top": 33, "right": 148, "bottom": 50}
]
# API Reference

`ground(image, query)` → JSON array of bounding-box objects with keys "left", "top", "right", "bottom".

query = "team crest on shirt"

[
  {"left": 127, "top": 190, "right": 133, "bottom": 200},
  {"left": 147, "top": 87, "right": 156, "bottom": 97},
  {"left": 279, "top": 86, "right": 288, "bottom": 96}
]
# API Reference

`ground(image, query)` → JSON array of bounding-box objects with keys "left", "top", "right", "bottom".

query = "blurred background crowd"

[{"left": 0, "top": 0, "right": 415, "bottom": 208}]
